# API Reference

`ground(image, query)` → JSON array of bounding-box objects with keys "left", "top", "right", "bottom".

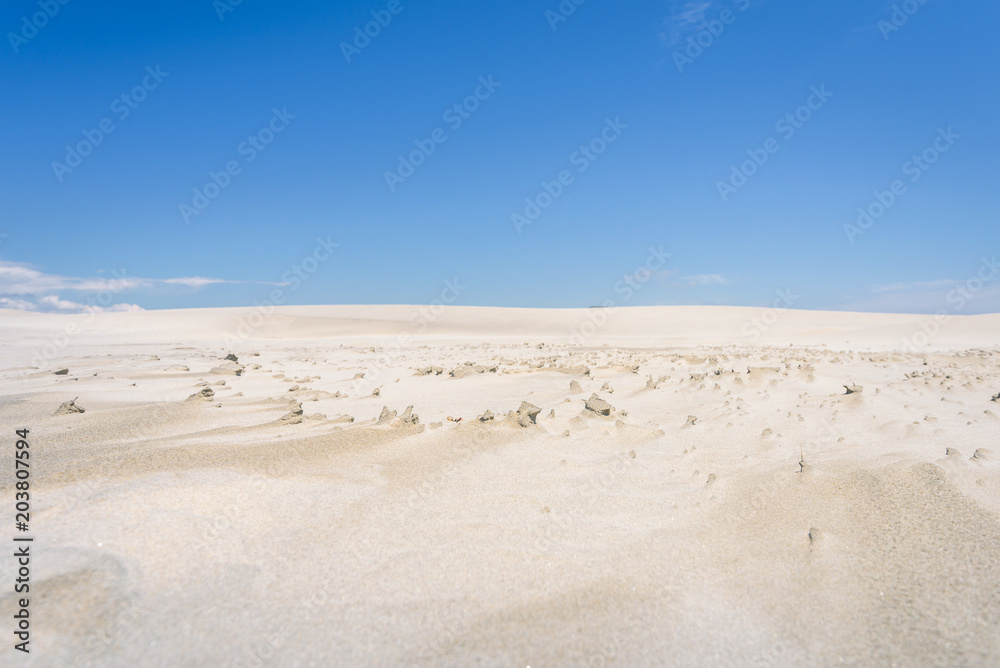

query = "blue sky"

[{"left": 2, "top": 0, "right": 998, "bottom": 314}]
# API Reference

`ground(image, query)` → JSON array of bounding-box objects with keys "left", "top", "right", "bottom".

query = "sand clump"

[
  {"left": 54, "top": 397, "right": 85, "bottom": 415},
  {"left": 511, "top": 401, "right": 541, "bottom": 427},
  {"left": 584, "top": 393, "right": 613, "bottom": 416},
  {"left": 187, "top": 387, "right": 215, "bottom": 401}
]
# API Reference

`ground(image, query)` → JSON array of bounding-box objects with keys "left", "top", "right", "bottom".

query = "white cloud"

[
  {"left": 0, "top": 260, "right": 283, "bottom": 313},
  {"left": 0, "top": 261, "right": 286, "bottom": 296},
  {"left": 870, "top": 279, "right": 958, "bottom": 293},
  {"left": 160, "top": 277, "right": 245, "bottom": 288},
  {"left": 842, "top": 277, "right": 1000, "bottom": 315},
  {"left": 0, "top": 297, "right": 37, "bottom": 311},
  {"left": 680, "top": 273, "right": 728, "bottom": 286},
  {"left": 659, "top": 1, "right": 715, "bottom": 46},
  {"left": 38, "top": 295, "right": 89, "bottom": 312},
  {"left": 0, "top": 262, "right": 139, "bottom": 295},
  {"left": 0, "top": 294, "right": 144, "bottom": 314}
]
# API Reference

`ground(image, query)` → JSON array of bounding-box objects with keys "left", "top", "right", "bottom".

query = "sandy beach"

[{"left": 0, "top": 305, "right": 997, "bottom": 666}]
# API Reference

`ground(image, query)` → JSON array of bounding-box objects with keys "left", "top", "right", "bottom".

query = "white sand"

[{"left": 1, "top": 305, "right": 998, "bottom": 666}]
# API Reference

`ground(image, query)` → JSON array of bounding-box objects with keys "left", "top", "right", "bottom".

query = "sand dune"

[{"left": 1, "top": 305, "right": 998, "bottom": 666}]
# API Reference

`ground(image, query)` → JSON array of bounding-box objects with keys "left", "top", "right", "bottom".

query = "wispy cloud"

[
  {"left": 649, "top": 268, "right": 730, "bottom": 289},
  {"left": 0, "top": 295, "right": 143, "bottom": 314},
  {"left": 869, "top": 279, "right": 958, "bottom": 293},
  {"left": 0, "top": 297, "right": 37, "bottom": 311},
  {"left": 0, "top": 262, "right": 143, "bottom": 294},
  {"left": 841, "top": 277, "right": 1000, "bottom": 315},
  {"left": 658, "top": 1, "right": 715, "bottom": 46},
  {"left": 680, "top": 273, "right": 728, "bottom": 286},
  {"left": 0, "top": 260, "right": 286, "bottom": 313},
  {"left": 160, "top": 277, "right": 248, "bottom": 289}
]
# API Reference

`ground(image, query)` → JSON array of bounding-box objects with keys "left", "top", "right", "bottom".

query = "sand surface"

[{"left": 1, "top": 305, "right": 999, "bottom": 666}]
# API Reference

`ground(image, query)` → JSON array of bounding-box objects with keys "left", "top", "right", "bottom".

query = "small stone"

[{"left": 54, "top": 398, "right": 85, "bottom": 415}]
